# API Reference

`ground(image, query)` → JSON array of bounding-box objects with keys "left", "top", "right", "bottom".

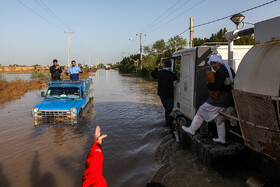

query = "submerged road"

[{"left": 0, "top": 70, "right": 255, "bottom": 187}]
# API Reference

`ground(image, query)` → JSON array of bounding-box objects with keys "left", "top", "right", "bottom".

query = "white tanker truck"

[{"left": 169, "top": 16, "right": 280, "bottom": 183}]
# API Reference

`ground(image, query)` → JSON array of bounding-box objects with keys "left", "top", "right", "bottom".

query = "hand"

[
  {"left": 55, "top": 65, "right": 60, "bottom": 69},
  {"left": 94, "top": 126, "right": 107, "bottom": 144}
]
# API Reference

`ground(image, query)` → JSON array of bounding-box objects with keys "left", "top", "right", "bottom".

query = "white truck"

[
  {"left": 171, "top": 44, "right": 252, "bottom": 121},
  {"left": 169, "top": 17, "right": 280, "bottom": 184}
]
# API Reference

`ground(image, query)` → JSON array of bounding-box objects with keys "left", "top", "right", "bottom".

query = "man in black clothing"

[
  {"left": 50, "top": 59, "right": 62, "bottom": 80},
  {"left": 151, "top": 60, "right": 178, "bottom": 124}
]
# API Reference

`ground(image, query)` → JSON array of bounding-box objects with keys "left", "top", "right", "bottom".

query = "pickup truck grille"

[{"left": 40, "top": 110, "right": 69, "bottom": 117}]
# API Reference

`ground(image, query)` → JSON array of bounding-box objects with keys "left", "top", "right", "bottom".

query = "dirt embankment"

[
  {"left": 0, "top": 66, "right": 49, "bottom": 74},
  {"left": 0, "top": 80, "right": 47, "bottom": 103}
]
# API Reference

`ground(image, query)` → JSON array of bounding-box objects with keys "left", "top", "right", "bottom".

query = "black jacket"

[
  {"left": 50, "top": 65, "right": 62, "bottom": 80},
  {"left": 206, "top": 65, "right": 235, "bottom": 107},
  {"left": 151, "top": 68, "right": 178, "bottom": 98}
]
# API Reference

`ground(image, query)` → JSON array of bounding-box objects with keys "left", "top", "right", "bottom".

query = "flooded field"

[
  {"left": 2, "top": 74, "right": 33, "bottom": 81},
  {"left": 0, "top": 70, "right": 258, "bottom": 187}
]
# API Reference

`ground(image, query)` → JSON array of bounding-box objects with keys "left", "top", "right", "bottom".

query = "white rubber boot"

[
  {"left": 213, "top": 122, "right": 226, "bottom": 144},
  {"left": 182, "top": 114, "right": 204, "bottom": 135}
]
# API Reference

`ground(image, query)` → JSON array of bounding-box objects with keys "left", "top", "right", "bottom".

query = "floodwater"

[
  {"left": 2, "top": 74, "right": 32, "bottom": 81},
  {"left": 2, "top": 73, "right": 49, "bottom": 81},
  {"left": 0, "top": 70, "right": 256, "bottom": 187}
]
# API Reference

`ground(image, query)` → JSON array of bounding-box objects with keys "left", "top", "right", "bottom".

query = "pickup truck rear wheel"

[{"left": 89, "top": 92, "right": 94, "bottom": 100}]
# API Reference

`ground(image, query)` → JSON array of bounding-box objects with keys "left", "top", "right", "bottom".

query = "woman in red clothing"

[{"left": 83, "top": 126, "right": 108, "bottom": 187}]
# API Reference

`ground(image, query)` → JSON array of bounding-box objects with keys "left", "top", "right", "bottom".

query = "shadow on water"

[
  {"left": 30, "top": 152, "right": 56, "bottom": 187},
  {"left": 0, "top": 163, "right": 11, "bottom": 187},
  {"left": 55, "top": 155, "right": 86, "bottom": 187}
]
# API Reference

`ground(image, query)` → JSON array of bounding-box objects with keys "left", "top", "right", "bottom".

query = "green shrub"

[
  {"left": 31, "top": 71, "right": 48, "bottom": 79},
  {"left": 0, "top": 73, "right": 7, "bottom": 82}
]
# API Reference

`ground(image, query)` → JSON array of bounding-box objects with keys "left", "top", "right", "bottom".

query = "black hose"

[{"left": 237, "top": 28, "right": 254, "bottom": 36}]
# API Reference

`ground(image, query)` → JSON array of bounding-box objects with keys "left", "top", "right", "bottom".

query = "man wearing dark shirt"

[
  {"left": 151, "top": 60, "right": 178, "bottom": 125},
  {"left": 50, "top": 59, "right": 62, "bottom": 80}
]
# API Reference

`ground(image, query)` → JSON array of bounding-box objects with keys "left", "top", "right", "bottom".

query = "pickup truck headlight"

[
  {"left": 70, "top": 108, "right": 77, "bottom": 117},
  {"left": 32, "top": 108, "right": 39, "bottom": 117}
]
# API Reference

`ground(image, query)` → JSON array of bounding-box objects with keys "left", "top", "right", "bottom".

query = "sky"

[{"left": 0, "top": 0, "right": 279, "bottom": 66}]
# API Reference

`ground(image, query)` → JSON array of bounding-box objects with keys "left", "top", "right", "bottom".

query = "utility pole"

[
  {"left": 64, "top": 30, "right": 74, "bottom": 67},
  {"left": 95, "top": 57, "right": 97, "bottom": 68},
  {"left": 88, "top": 54, "right": 91, "bottom": 68},
  {"left": 189, "top": 17, "right": 194, "bottom": 48},
  {"left": 136, "top": 33, "right": 146, "bottom": 70}
]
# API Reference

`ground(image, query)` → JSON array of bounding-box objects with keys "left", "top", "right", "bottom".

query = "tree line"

[{"left": 115, "top": 28, "right": 254, "bottom": 76}]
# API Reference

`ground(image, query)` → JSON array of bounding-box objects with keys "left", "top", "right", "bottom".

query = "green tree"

[
  {"left": 193, "top": 28, "right": 254, "bottom": 46},
  {"left": 193, "top": 37, "right": 207, "bottom": 46},
  {"left": 234, "top": 35, "right": 254, "bottom": 45},
  {"left": 166, "top": 35, "right": 187, "bottom": 51},
  {"left": 97, "top": 63, "right": 104, "bottom": 68},
  {"left": 152, "top": 39, "right": 166, "bottom": 53},
  {"left": 143, "top": 46, "right": 153, "bottom": 55},
  {"left": 208, "top": 28, "right": 227, "bottom": 42},
  {"left": 118, "top": 54, "right": 140, "bottom": 73}
]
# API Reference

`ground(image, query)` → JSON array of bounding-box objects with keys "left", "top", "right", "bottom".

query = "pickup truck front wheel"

[{"left": 78, "top": 109, "right": 83, "bottom": 117}]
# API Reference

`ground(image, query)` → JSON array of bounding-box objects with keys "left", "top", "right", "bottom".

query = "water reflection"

[{"left": 0, "top": 163, "right": 11, "bottom": 187}]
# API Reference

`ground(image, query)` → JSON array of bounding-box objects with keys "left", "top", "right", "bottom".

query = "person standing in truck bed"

[
  {"left": 66, "top": 60, "right": 83, "bottom": 81},
  {"left": 50, "top": 59, "right": 62, "bottom": 80},
  {"left": 151, "top": 60, "right": 178, "bottom": 126}
]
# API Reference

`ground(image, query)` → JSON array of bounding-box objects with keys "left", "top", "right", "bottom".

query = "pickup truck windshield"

[{"left": 46, "top": 87, "right": 81, "bottom": 99}]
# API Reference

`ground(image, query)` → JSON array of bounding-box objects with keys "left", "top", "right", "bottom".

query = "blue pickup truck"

[{"left": 32, "top": 78, "right": 94, "bottom": 124}]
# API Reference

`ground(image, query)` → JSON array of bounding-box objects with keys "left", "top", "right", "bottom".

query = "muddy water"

[
  {"left": 2, "top": 74, "right": 32, "bottom": 81},
  {"left": 0, "top": 70, "right": 253, "bottom": 187}
]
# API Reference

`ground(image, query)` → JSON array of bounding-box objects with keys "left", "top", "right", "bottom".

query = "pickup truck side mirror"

[
  {"left": 82, "top": 92, "right": 88, "bottom": 98},
  {"left": 41, "top": 91, "right": 46, "bottom": 97}
]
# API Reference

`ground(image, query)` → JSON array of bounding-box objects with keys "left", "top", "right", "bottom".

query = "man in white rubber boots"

[{"left": 182, "top": 55, "right": 235, "bottom": 144}]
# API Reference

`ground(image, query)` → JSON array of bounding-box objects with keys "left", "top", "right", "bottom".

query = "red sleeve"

[{"left": 82, "top": 142, "right": 107, "bottom": 187}]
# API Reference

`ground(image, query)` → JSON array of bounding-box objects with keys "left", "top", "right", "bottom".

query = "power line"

[
  {"left": 147, "top": 0, "right": 205, "bottom": 35},
  {"left": 17, "top": 0, "right": 91, "bottom": 66},
  {"left": 175, "top": 0, "right": 277, "bottom": 36},
  {"left": 34, "top": 0, "right": 71, "bottom": 30},
  {"left": 33, "top": 0, "right": 91, "bottom": 55},
  {"left": 177, "top": 28, "right": 190, "bottom": 36},
  {"left": 142, "top": 0, "right": 182, "bottom": 32},
  {"left": 134, "top": 49, "right": 140, "bottom": 55},
  {"left": 144, "top": 0, "right": 193, "bottom": 33},
  {"left": 193, "top": 0, "right": 277, "bottom": 29},
  {"left": 17, "top": 0, "right": 59, "bottom": 28}
]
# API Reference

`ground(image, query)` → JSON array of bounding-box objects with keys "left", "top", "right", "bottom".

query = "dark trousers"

[{"left": 160, "top": 97, "right": 174, "bottom": 121}]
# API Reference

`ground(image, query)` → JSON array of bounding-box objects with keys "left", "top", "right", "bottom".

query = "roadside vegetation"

[
  {"left": 113, "top": 28, "right": 254, "bottom": 77},
  {"left": 31, "top": 70, "right": 49, "bottom": 79},
  {"left": 0, "top": 73, "right": 7, "bottom": 82}
]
